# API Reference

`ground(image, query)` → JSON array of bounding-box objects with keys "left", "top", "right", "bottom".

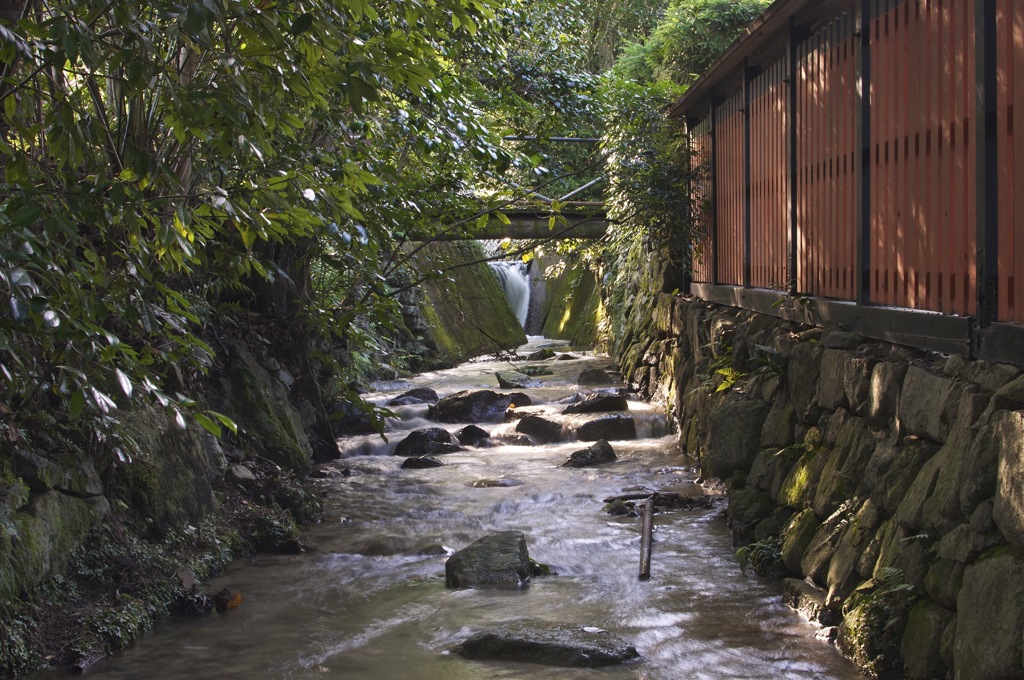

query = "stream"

[{"left": 84, "top": 338, "right": 859, "bottom": 679}]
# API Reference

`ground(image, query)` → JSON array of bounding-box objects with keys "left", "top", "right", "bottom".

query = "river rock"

[
  {"left": 576, "top": 414, "right": 637, "bottom": 441},
  {"left": 526, "top": 349, "right": 556, "bottom": 361},
  {"left": 227, "top": 464, "right": 257, "bottom": 488},
  {"left": 496, "top": 371, "right": 540, "bottom": 389},
  {"left": 556, "top": 353, "right": 577, "bottom": 361},
  {"left": 393, "top": 428, "right": 462, "bottom": 457},
  {"left": 783, "top": 578, "right": 837, "bottom": 626},
  {"left": 456, "top": 425, "right": 490, "bottom": 447},
  {"left": 401, "top": 456, "right": 444, "bottom": 469},
  {"left": 954, "top": 553, "right": 1024, "bottom": 679},
  {"left": 562, "top": 394, "right": 629, "bottom": 414},
  {"left": 429, "top": 390, "right": 512, "bottom": 423},
  {"left": 509, "top": 392, "right": 533, "bottom": 408},
  {"left": 577, "top": 368, "right": 613, "bottom": 385},
  {"left": 562, "top": 440, "right": 616, "bottom": 468},
  {"left": 515, "top": 415, "right": 564, "bottom": 444},
  {"left": 454, "top": 620, "right": 639, "bottom": 667},
  {"left": 387, "top": 387, "right": 439, "bottom": 406},
  {"left": 445, "top": 531, "right": 532, "bottom": 588},
  {"left": 519, "top": 365, "right": 554, "bottom": 377}
]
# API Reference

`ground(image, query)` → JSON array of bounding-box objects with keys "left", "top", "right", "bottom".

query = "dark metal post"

[
  {"left": 709, "top": 97, "right": 720, "bottom": 285},
  {"left": 787, "top": 21, "right": 808, "bottom": 296},
  {"left": 743, "top": 59, "right": 756, "bottom": 289},
  {"left": 855, "top": 0, "right": 873, "bottom": 305},
  {"left": 975, "top": 0, "right": 998, "bottom": 332}
]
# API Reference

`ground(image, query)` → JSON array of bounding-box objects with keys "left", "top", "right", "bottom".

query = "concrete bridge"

[{"left": 416, "top": 205, "right": 609, "bottom": 242}]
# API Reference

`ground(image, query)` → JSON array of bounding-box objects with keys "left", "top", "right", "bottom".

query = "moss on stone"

[
  {"left": 411, "top": 242, "right": 527, "bottom": 364},
  {"left": 538, "top": 260, "right": 604, "bottom": 347},
  {"left": 220, "top": 345, "right": 312, "bottom": 471},
  {"left": 113, "top": 407, "right": 219, "bottom": 538},
  {"left": 837, "top": 572, "right": 914, "bottom": 678}
]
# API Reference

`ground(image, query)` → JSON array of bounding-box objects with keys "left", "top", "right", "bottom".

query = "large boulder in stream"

[
  {"left": 445, "top": 531, "right": 532, "bottom": 588},
  {"left": 562, "top": 394, "right": 629, "bottom": 414},
  {"left": 393, "top": 428, "right": 462, "bottom": 457},
  {"left": 454, "top": 620, "right": 640, "bottom": 667},
  {"left": 429, "top": 390, "right": 513, "bottom": 423},
  {"left": 576, "top": 415, "right": 637, "bottom": 442},
  {"left": 562, "top": 440, "right": 616, "bottom": 468},
  {"left": 515, "top": 415, "right": 564, "bottom": 444}
]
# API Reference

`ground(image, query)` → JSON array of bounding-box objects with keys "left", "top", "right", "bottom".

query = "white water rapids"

[{"left": 76, "top": 339, "right": 859, "bottom": 680}]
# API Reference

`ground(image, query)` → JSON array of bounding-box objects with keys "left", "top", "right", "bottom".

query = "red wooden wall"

[
  {"left": 690, "top": 117, "right": 714, "bottom": 283},
  {"left": 749, "top": 59, "right": 790, "bottom": 290},
  {"left": 869, "top": 0, "right": 976, "bottom": 315},
  {"left": 687, "top": 0, "right": 1023, "bottom": 326},
  {"left": 997, "top": 0, "right": 1024, "bottom": 323},
  {"left": 797, "top": 14, "right": 858, "bottom": 301},
  {"left": 715, "top": 91, "right": 746, "bottom": 286}
]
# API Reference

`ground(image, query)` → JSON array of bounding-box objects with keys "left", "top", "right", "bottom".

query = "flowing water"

[
  {"left": 488, "top": 262, "right": 530, "bottom": 328},
  {"left": 81, "top": 339, "right": 859, "bottom": 680}
]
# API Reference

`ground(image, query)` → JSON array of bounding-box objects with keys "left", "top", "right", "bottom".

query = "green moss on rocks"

[
  {"left": 837, "top": 572, "right": 914, "bottom": 678},
  {"left": 538, "top": 260, "right": 604, "bottom": 347},
  {"left": 220, "top": 344, "right": 312, "bottom": 471},
  {"left": 411, "top": 242, "right": 527, "bottom": 364},
  {"left": 113, "top": 407, "right": 221, "bottom": 538}
]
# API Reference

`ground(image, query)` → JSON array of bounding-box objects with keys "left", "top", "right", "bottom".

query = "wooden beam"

[{"left": 410, "top": 212, "right": 609, "bottom": 241}]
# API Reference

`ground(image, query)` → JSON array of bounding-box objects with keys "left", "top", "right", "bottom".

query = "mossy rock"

[
  {"left": 113, "top": 407, "right": 219, "bottom": 538},
  {"left": 0, "top": 492, "right": 97, "bottom": 605},
  {"left": 220, "top": 344, "right": 312, "bottom": 471},
  {"left": 538, "top": 259, "right": 604, "bottom": 347},
  {"left": 411, "top": 242, "right": 527, "bottom": 364},
  {"left": 837, "top": 578, "right": 913, "bottom": 678}
]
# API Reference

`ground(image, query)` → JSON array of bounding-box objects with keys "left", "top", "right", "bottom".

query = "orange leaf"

[{"left": 227, "top": 592, "right": 243, "bottom": 610}]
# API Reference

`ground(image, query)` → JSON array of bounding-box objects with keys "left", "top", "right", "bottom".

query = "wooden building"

[{"left": 671, "top": 0, "right": 1023, "bottom": 364}]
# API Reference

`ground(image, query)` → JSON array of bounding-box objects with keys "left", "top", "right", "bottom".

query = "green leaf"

[
  {"left": 115, "top": 368, "right": 133, "bottom": 399},
  {"left": 290, "top": 13, "right": 314, "bottom": 35},
  {"left": 194, "top": 412, "right": 222, "bottom": 437},
  {"left": 209, "top": 410, "right": 238, "bottom": 434},
  {"left": 68, "top": 390, "right": 86, "bottom": 419},
  {"left": 184, "top": 3, "right": 208, "bottom": 34}
]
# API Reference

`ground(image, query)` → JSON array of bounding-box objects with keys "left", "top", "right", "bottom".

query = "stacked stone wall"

[{"left": 620, "top": 293, "right": 1024, "bottom": 680}]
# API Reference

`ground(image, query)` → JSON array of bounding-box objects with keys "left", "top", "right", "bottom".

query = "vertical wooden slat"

[
  {"left": 978, "top": 0, "right": 999, "bottom": 325},
  {"left": 1014, "top": 0, "right": 1024, "bottom": 321}
]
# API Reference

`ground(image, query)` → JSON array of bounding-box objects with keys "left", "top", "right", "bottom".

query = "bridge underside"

[{"left": 413, "top": 208, "right": 609, "bottom": 241}]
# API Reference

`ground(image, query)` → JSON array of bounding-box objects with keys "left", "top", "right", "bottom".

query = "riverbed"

[{"left": 84, "top": 339, "right": 859, "bottom": 679}]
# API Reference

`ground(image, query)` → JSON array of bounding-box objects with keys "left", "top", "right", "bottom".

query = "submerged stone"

[
  {"left": 445, "top": 531, "right": 531, "bottom": 588},
  {"left": 562, "top": 394, "right": 629, "bottom": 414},
  {"left": 401, "top": 456, "right": 444, "bottom": 469},
  {"left": 453, "top": 619, "right": 639, "bottom": 667},
  {"left": 393, "top": 428, "right": 462, "bottom": 457},
  {"left": 577, "top": 368, "right": 613, "bottom": 385},
  {"left": 388, "top": 387, "right": 439, "bottom": 406},
  {"left": 516, "top": 415, "right": 564, "bottom": 444},
  {"left": 575, "top": 414, "right": 636, "bottom": 442},
  {"left": 430, "top": 390, "right": 513, "bottom": 423},
  {"left": 496, "top": 371, "right": 541, "bottom": 389},
  {"left": 456, "top": 425, "right": 490, "bottom": 447},
  {"left": 562, "top": 440, "right": 616, "bottom": 468}
]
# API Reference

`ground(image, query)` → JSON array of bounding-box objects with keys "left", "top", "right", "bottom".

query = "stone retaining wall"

[{"left": 620, "top": 293, "right": 1024, "bottom": 680}]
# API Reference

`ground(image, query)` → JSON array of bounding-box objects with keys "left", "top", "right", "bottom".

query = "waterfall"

[{"left": 489, "top": 261, "right": 530, "bottom": 328}]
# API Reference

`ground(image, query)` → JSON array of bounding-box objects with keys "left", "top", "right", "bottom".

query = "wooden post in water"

[{"left": 639, "top": 496, "right": 654, "bottom": 581}]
